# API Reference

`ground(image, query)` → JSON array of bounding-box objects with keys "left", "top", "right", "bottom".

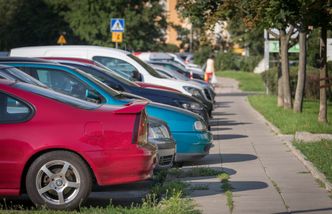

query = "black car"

[
  {"left": 148, "top": 60, "right": 204, "bottom": 80},
  {"left": 40, "top": 60, "right": 209, "bottom": 124}
]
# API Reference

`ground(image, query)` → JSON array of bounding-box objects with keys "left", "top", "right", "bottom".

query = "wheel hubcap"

[{"left": 36, "top": 160, "right": 81, "bottom": 205}]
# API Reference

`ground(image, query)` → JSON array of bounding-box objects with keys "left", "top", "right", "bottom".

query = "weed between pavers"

[
  {"left": 190, "top": 185, "right": 209, "bottom": 191},
  {"left": 218, "top": 172, "right": 234, "bottom": 213},
  {"left": 168, "top": 167, "right": 222, "bottom": 178}
]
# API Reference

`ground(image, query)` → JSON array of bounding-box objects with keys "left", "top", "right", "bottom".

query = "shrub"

[{"left": 261, "top": 66, "right": 331, "bottom": 99}]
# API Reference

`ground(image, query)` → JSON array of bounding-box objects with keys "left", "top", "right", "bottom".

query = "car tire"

[{"left": 26, "top": 151, "right": 92, "bottom": 210}]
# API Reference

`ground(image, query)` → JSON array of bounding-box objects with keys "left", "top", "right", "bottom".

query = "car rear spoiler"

[{"left": 113, "top": 101, "right": 148, "bottom": 114}]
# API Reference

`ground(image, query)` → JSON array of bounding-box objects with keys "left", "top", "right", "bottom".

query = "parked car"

[
  {"left": 48, "top": 59, "right": 210, "bottom": 123},
  {"left": 0, "top": 79, "right": 156, "bottom": 210},
  {"left": 0, "top": 63, "right": 176, "bottom": 169},
  {"left": 151, "top": 64, "right": 216, "bottom": 103},
  {"left": 40, "top": 57, "right": 180, "bottom": 93},
  {"left": 0, "top": 61, "right": 212, "bottom": 162},
  {"left": 134, "top": 52, "right": 204, "bottom": 80},
  {"left": 10, "top": 46, "right": 209, "bottom": 104}
]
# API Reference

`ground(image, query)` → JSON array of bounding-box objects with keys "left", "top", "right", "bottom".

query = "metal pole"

[
  {"left": 264, "top": 29, "right": 270, "bottom": 94},
  {"left": 115, "top": 42, "right": 118, "bottom": 49}
]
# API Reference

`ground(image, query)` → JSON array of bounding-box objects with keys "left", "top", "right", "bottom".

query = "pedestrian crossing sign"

[{"left": 110, "top": 18, "right": 125, "bottom": 32}]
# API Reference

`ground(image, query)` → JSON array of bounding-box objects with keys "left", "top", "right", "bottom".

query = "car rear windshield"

[
  {"left": 127, "top": 54, "right": 166, "bottom": 79},
  {"left": 14, "top": 82, "right": 100, "bottom": 110},
  {"left": 3, "top": 67, "right": 47, "bottom": 87}
]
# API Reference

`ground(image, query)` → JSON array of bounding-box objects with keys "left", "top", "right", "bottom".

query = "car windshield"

[
  {"left": 14, "top": 82, "right": 100, "bottom": 110},
  {"left": 155, "top": 66, "right": 189, "bottom": 81},
  {"left": 3, "top": 67, "right": 47, "bottom": 87},
  {"left": 127, "top": 54, "right": 166, "bottom": 79},
  {"left": 79, "top": 64, "right": 140, "bottom": 88}
]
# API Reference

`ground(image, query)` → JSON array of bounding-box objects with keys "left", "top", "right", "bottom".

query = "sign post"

[{"left": 110, "top": 18, "right": 125, "bottom": 49}]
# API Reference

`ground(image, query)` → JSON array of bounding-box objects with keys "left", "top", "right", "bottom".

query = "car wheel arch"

[{"left": 20, "top": 148, "right": 96, "bottom": 194}]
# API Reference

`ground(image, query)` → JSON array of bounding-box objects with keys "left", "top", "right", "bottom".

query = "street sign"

[
  {"left": 268, "top": 41, "right": 299, "bottom": 53},
  {"left": 57, "top": 35, "right": 67, "bottom": 45},
  {"left": 112, "top": 32, "right": 123, "bottom": 43},
  {"left": 110, "top": 18, "right": 125, "bottom": 32}
]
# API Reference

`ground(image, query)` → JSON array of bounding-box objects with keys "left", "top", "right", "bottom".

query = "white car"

[{"left": 10, "top": 46, "right": 207, "bottom": 100}]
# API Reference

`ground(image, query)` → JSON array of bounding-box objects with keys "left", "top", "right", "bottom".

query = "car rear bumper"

[
  {"left": 85, "top": 144, "right": 157, "bottom": 186},
  {"left": 150, "top": 138, "right": 176, "bottom": 169}
]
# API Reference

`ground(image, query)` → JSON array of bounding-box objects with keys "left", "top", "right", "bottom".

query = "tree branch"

[{"left": 267, "top": 29, "right": 279, "bottom": 39}]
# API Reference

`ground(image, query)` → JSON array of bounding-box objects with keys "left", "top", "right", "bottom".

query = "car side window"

[
  {"left": 19, "top": 67, "right": 104, "bottom": 104},
  {"left": 0, "top": 92, "right": 32, "bottom": 123},
  {"left": 93, "top": 56, "right": 139, "bottom": 79}
]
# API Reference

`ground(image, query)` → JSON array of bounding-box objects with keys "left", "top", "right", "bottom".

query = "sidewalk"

[{"left": 184, "top": 77, "right": 332, "bottom": 214}]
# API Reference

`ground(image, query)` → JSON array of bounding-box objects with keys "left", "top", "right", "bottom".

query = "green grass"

[
  {"left": 248, "top": 95, "right": 332, "bottom": 134},
  {"left": 0, "top": 193, "right": 199, "bottom": 214},
  {"left": 294, "top": 140, "right": 332, "bottom": 183},
  {"left": 168, "top": 167, "right": 221, "bottom": 178},
  {"left": 216, "top": 70, "right": 265, "bottom": 92}
]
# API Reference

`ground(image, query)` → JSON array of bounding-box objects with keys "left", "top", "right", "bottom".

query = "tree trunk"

[
  {"left": 294, "top": 31, "right": 307, "bottom": 112},
  {"left": 277, "top": 39, "right": 284, "bottom": 107},
  {"left": 280, "top": 29, "right": 292, "bottom": 109},
  {"left": 318, "top": 26, "right": 327, "bottom": 123}
]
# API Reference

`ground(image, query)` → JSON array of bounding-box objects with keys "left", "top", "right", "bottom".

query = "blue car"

[{"left": 0, "top": 61, "right": 213, "bottom": 162}]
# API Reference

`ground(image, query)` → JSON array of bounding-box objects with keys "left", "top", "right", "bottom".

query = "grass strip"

[
  {"left": 294, "top": 140, "right": 332, "bottom": 183},
  {"left": 216, "top": 71, "right": 265, "bottom": 92},
  {"left": 248, "top": 95, "right": 332, "bottom": 134}
]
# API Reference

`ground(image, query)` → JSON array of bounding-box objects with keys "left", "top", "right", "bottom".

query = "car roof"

[
  {"left": 0, "top": 57, "right": 50, "bottom": 63},
  {"left": 11, "top": 45, "right": 130, "bottom": 55},
  {"left": 0, "top": 78, "right": 15, "bottom": 85}
]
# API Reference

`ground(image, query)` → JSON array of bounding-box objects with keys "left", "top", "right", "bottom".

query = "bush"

[
  {"left": 215, "top": 52, "right": 261, "bottom": 72},
  {"left": 261, "top": 66, "right": 330, "bottom": 99},
  {"left": 193, "top": 46, "right": 213, "bottom": 65}
]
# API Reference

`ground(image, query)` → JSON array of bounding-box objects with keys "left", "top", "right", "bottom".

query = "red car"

[{"left": 0, "top": 79, "right": 156, "bottom": 210}]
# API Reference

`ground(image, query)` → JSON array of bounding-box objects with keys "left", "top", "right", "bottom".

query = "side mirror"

[{"left": 132, "top": 70, "right": 143, "bottom": 81}]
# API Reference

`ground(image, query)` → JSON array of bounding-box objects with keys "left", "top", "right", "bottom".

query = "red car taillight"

[{"left": 132, "top": 110, "right": 148, "bottom": 145}]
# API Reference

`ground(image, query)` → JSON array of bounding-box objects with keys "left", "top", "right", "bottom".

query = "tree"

[
  {"left": 0, "top": 0, "right": 75, "bottom": 50},
  {"left": 315, "top": 1, "right": 332, "bottom": 122},
  {"left": 46, "top": 0, "right": 167, "bottom": 51}
]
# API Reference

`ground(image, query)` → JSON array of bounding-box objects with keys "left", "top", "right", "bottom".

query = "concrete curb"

[
  {"left": 283, "top": 140, "right": 332, "bottom": 191},
  {"left": 245, "top": 96, "right": 332, "bottom": 192}
]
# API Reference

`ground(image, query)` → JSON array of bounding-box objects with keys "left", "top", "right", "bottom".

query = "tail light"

[{"left": 132, "top": 110, "right": 148, "bottom": 145}]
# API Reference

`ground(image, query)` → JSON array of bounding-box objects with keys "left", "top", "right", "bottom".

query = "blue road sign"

[{"left": 110, "top": 18, "right": 125, "bottom": 32}]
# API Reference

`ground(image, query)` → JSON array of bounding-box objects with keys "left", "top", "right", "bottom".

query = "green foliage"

[
  {"left": 215, "top": 52, "right": 261, "bottom": 72},
  {"left": 46, "top": 0, "right": 167, "bottom": 51},
  {"left": 168, "top": 167, "right": 221, "bottom": 178},
  {"left": 193, "top": 46, "right": 213, "bottom": 66},
  {"left": 216, "top": 71, "right": 265, "bottom": 91},
  {"left": 0, "top": 0, "right": 167, "bottom": 51},
  {"left": 0, "top": 192, "right": 198, "bottom": 214},
  {"left": 261, "top": 66, "right": 332, "bottom": 99},
  {"left": 248, "top": 95, "right": 332, "bottom": 134},
  {"left": 217, "top": 173, "right": 230, "bottom": 183},
  {"left": 294, "top": 140, "right": 332, "bottom": 182},
  {"left": 0, "top": 0, "right": 76, "bottom": 50}
]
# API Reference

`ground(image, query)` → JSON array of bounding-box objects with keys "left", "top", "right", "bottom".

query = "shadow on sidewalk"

[
  {"left": 188, "top": 181, "right": 268, "bottom": 197},
  {"left": 210, "top": 127, "right": 232, "bottom": 132},
  {"left": 221, "top": 153, "right": 257, "bottom": 163},
  {"left": 210, "top": 119, "right": 252, "bottom": 127},
  {"left": 213, "top": 134, "right": 248, "bottom": 140},
  {"left": 212, "top": 112, "right": 237, "bottom": 116},
  {"left": 214, "top": 101, "right": 233, "bottom": 108}
]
